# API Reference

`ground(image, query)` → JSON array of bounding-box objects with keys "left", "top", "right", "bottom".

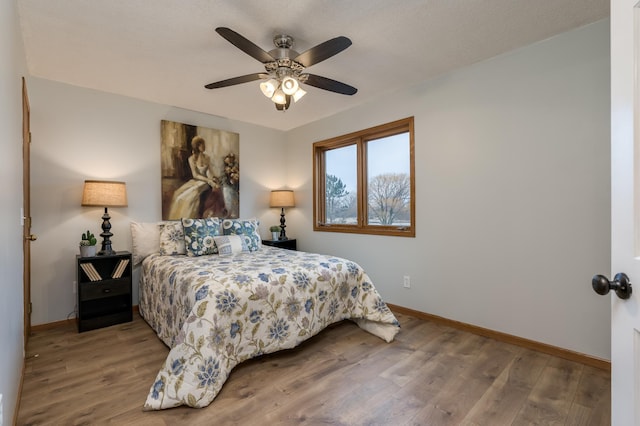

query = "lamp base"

[
  {"left": 279, "top": 207, "right": 288, "bottom": 240},
  {"left": 98, "top": 248, "right": 116, "bottom": 256},
  {"left": 98, "top": 207, "right": 116, "bottom": 256}
]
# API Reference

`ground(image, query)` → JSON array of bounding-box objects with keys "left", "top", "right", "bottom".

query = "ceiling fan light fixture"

[
  {"left": 206, "top": 28, "right": 357, "bottom": 112},
  {"left": 292, "top": 87, "right": 306, "bottom": 102},
  {"left": 281, "top": 76, "right": 299, "bottom": 95},
  {"left": 272, "top": 88, "right": 287, "bottom": 105},
  {"left": 260, "top": 79, "right": 278, "bottom": 98}
]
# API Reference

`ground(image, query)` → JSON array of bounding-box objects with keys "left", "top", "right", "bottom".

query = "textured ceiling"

[{"left": 17, "top": 0, "right": 609, "bottom": 131}]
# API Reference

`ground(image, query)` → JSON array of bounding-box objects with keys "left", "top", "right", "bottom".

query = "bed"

[{"left": 133, "top": 219, "right": 400, "bottom": 410}]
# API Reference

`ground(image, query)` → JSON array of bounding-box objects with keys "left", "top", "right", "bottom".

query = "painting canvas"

[{"left": 161, "top": 120, "right": 239, "bottom": 220}]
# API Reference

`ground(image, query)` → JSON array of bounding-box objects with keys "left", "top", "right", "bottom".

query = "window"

[{"left": 313, "top": 117, "right": 415, "bottom": 237}]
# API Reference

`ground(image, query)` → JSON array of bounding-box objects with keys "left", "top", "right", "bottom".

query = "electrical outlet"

[
  {"left": 72, "top": 281, "right": 77, "bottom": 294},
  {"left": 403, "top": 275, "right": 411, "bottom": 288}
]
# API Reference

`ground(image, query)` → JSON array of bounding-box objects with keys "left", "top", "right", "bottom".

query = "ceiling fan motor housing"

[
  {"left": 273, "top": 34, "right": 294, "bottom": 49},
  {"left": 266, "top": 34, "right": 304, "bottom": 80}
]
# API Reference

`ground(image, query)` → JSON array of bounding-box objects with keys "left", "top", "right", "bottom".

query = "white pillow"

[
  {"left": 130, "top": 221, "right": 162, "bottom": 265},
  {"left": 213, "top": 235, "right": 249, "bottom": 256}
]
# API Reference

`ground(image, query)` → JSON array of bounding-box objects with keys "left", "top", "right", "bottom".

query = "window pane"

[
  {"left": 313, "top": 117, "right": 414, "bottom": 237},
  {"left": 367, "top": 133, "right": 411, "bottom": 226},
  {"left": 325, "top": 145, "right": 357, "bottom": 224}
]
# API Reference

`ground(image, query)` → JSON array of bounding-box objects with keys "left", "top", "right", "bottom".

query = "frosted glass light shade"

[
  {"left": 293, "top": 88, "right": 306, "bottom": 102},
  {"left": 260, "top": 79, "right": 278, "bottom": 98},
  {"left": 271, "top": 89, "right": 287, "bottom": 105},
  {"left": 281, "top": 77, "right": 299, "bottom": 95}
]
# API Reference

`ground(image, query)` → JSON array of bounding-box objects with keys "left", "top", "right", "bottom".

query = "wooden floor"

[{"left": 17, "top": 312, "right": 610, "bottom": 425}]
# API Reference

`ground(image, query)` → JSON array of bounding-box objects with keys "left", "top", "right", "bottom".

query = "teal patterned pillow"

[
  {"left": 181, "top": 217, "right": 222, "bottom": 256},
  {"left": 221, "top": 218, "right": 261, "bottom": 252},
  {"left": 158, "top": 221, "right": 186, "bottom": 255}
]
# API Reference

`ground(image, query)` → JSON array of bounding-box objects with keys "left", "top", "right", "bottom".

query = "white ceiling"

[{"left": 17, "top": 0, "right": 609, "bottom": 131}]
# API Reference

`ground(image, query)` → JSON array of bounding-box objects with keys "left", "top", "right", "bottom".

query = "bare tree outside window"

[{"left": 368, "top": 173, "right": 411, "bottom": 225}]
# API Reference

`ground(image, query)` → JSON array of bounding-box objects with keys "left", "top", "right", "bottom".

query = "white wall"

[
  {"left": 27, "top": 78, "right": 288, "bottom": 326},
  {"left": 286, "top": 20, "right": 611, "bottom": 359},
  {"left": 0, "top": 0, "right": 27, "bottom": 423}
]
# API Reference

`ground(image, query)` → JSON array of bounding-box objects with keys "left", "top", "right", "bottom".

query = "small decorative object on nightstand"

[
  {"left": 79, "top": 230, "right": 98, "bottom": 257},
  {"left": 269, "top": 225, "right": 280, "bottom": 241},
  {"left": 262, "top": 238, "right": 297, "bottom": 251},
  {"left": 76, "top": 251, "right": 132, "bottom": 332}
]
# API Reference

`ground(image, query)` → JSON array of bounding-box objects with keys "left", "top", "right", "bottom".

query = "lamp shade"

[
  {"left": 281, "top": 76, "right": 299, "bottom": 95},
  {"left": 81, "top": 180, "right": 128, "bottom": 207},
  {"left": 271, "top": 88, "right": 287, "bottom": 105},
  {"left": 260, "top": 79, "right": 278, "bottom": 98},
  {"left": 270, "top": 190, "right": 295, "bottom": 208},
  {"left": 292, "top": 88, "right": 306, "bottom": 102}
]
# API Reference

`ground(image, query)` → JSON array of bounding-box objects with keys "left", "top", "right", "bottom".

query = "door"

[
  {"left": 611, "top": 2, "right": 640, "bottom": 425},
  {"left": 22, "top": 76, "right": 34, "bottom": 348}
]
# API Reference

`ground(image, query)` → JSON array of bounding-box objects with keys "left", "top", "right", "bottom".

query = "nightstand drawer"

[{"left": 79, "top": 280, "right": 129, "bottom": 301}]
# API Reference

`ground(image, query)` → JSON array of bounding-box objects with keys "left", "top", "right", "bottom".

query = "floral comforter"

[{"left": 139, "top": 246, "right": 400, "bottom": 410}]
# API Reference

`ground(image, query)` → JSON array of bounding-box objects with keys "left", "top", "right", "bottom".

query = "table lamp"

[
  {"left": 81, "top": 180, "right": 128, "bottom": 255},
  {"left": 270, "top": 190, "right": 295, "bottom": 240}
]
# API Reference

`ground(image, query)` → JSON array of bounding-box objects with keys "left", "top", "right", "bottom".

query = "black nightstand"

[
  {"left": 262, "top": 238, "right": 297, "bottom": 251},
  {"left": 76, "top": 251, "right": 132, "bottom": 332}
]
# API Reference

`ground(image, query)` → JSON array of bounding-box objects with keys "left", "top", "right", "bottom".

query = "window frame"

[{"left": 313, "top": 117, "right": 415, "bottom": 237}]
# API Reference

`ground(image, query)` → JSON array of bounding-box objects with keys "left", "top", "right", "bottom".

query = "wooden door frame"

[{"left": 22, "top": 76, "right": 31, "bottom": 348}]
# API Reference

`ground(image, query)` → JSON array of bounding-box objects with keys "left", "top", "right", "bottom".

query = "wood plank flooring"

[{"left": 16, "top": 312, "right": 610, "bottom": 425}]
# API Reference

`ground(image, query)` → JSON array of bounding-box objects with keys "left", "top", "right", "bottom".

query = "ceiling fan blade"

[
  {"left": 294, "top": 36, "right": 352, "bottom": 68},
  {"left": 205, "top": 73, "right": 265, "bottom": 89},
  {"left": 302, "top": 74, "right": 358, "bottom": 95},
  {"left": 215, "top": 27, "right": 275, "bottom": 63}
]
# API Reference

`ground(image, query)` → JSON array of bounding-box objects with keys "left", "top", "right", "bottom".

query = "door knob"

[
  {"left": 26, "top": 234, "right": 37, "bottom": 241},
  {"left": 592, "top": 273, "right": 632, "bottom": 299}
]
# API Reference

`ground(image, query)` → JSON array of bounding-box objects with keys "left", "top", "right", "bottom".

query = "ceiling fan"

[{"left": 205, "top": 27, "right": 358, "bottom": 111}]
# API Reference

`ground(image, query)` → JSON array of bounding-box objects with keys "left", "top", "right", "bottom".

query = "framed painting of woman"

[{"left": 160, "top": 120, "right": 239, "bottom": 220}]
